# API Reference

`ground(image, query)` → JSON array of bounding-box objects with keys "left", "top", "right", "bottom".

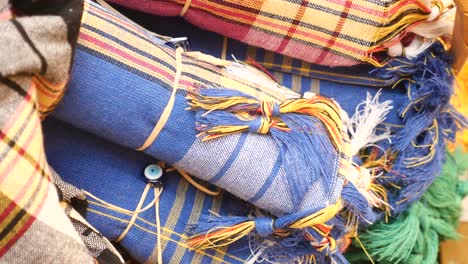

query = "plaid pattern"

[
  {"left": 0, "top": 0, "right": 98, "bottom": 262},
  {"left": 123, "top": 12, "right": 405, "bottom": 87},
  {"left": 53, "top": 0, "right": 347, "bottom": 217},
  {"left": 123, "top": 12, "right": 463, "bottom": 148},
  {"left": 43, "top": 118, "right": 251, "bottom": 263},
  {"left": 108, "top": 0, "right": 432, "bottom": 66}
]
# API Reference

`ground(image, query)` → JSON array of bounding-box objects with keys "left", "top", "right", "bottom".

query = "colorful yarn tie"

[
  {"left": 254, "top": 217, "right": 275, "bottom": 237},
  {"left": 189, "top": 88, "right": 343, "bottom": 150},
  {"left": 186, "top": 81, "right": 350, "bottom": 252},
  {"left": 188, "top": 200, "right": 342, "bottom": 250}
]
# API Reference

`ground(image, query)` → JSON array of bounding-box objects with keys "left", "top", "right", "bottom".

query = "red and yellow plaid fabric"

[
  {"left": 0, "top": 1, "right": 96, "bottom": 262},
  {"left": 109, "top": 0, "right": 432, "bottom": 66}
]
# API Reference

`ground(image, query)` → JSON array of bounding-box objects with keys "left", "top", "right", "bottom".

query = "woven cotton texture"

[
  {"left": 50, "top": 1, "right": 464, "bottom": 262},
  {"left": 108, "top": 0, "right": 434, "bottom": 66},
  {"left": 53, "top": 0, "right": 346, "bottom": 217},
  {"left": 44, "top": 118, "right": 251, "bottom": 264},
  {"left": 118, "top": 12, "right": 408, "bottom": 88},
  {"left": 130, "top": 12, "right": 466, "bottom": 213},
  {"left": 0, "top": 0, "right": 95, "bottom": 262}
]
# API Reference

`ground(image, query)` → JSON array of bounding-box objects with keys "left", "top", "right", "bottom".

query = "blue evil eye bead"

[{"left": 144, "top": 164, "right": 163, "bottom": 183}]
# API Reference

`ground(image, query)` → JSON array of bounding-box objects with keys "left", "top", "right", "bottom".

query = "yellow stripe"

[
  {"left": 0, "top": 94, "right": 36, "bottom": 156},
  {"left": 260, "top": 61, "right": 388, "bottom": 82},
  {"left": 176, "top": 191, "right": 206, "bottom": 263},
  {"left": 209, "top": 193, "right": 230, "bottom": 264},
  {"left": 79, "top": 27, "right": 175, "bottom": 85},
  {"left": 81, "top": 18, "right": 287, "bottom": 103},
  {"left": 176, "top": 0, "right": 381, "bottom": 51},
  {"left": 87, "top": 208, "right": 232, "bottom": 263},
  {"left": 88, "top": 196, "right": 245, "bottom": 262},
  {"left": 161, "top": 179, "right": 190, "bottom": 254},
  {"left": 87, "top": 3, "right": 153, "bottom": 41},
  {"left": 83, "top": 12, "right": 174, "bottom": 61},
  {"left": 169, "top": 190, "right": 206, "bottom": 263},
  {"left": 0, "top": 116, "right": 43, "bottom": 194}
]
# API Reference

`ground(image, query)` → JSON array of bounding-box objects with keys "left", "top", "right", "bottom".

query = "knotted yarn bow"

[
  {"left": 188, "top": 88, "right": 343, "bottom": 150},
  {"left": 186, "top": 87, "right": 353, "bottom": 252}
]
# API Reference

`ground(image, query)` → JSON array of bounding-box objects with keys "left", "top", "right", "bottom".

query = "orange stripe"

[
  {"left": 33, "top": 75, "right": 66, "bottom": 92},
  {"left": 34, "top": 79, "right": 61, "bottom": 99}
]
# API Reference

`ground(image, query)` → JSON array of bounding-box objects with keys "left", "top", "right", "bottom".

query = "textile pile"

[{"left": 0, "top": 0, "right": 467, "bottom": 263}]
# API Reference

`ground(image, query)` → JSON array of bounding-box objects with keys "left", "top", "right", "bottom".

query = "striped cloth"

[
  {"left": 0, "top": 0, "right": 96, "bottom": 262},
  {"left": 44, "top": 118, "right": 252, "bottom": 264},
  {"left": 116, "top": 11, "right": 404, "bottom": 88},
  {"left": 46, "top": 0, "right": 464, "bottom": 262},
  {"left": 119, "top": 8, "right": 465, "bottom": 213},
  {"left": 54, "top": 0, "right": 346, "bottom": 217},
  {"left": 117, "top": 10, "right": 416, "bottom": 88},
  {"left": 107, "top": 0, "right": 436, "bottom": 66},
  {"left": 53, "top": 2, "right": 360, "bottom": 261}
]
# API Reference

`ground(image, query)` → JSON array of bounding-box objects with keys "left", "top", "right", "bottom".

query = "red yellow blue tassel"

[{"left": 187, "top": 200, "right": 342, "bottom": 250}]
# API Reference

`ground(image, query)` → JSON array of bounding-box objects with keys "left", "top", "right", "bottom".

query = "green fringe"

[{"left": 346, "top": 149, "right": 468, "bottom": 264}]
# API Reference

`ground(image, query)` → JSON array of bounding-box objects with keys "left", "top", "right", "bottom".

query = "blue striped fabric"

[
  {"left": 43, "top": 118, "right": 251, "bottom": 264},
  {"left": 46, "top": 1, "right": 461, "bottom": 262},
  {"left": 114, "top": 5, "right": 410, "bottom": 129},
  {"left": 52, "top": 0, "right": 345, "bottom": 217},
  {"left": 115, "top": 9, "right": 462, "bottom": 213}
]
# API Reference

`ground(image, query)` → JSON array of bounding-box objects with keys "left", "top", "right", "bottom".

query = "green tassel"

[{"left": 347, "top": 148, "right": 468, "bottom": 264}]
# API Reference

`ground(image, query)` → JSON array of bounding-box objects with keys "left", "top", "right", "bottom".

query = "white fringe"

[
  {"left": 347, "top": 90, "right": 393, "bottom": 156},
  {"left": 404, "top": 36, "right": 435, "bottom": 59},
  {"left": 411, "top": 7, "right": 456, "bottom": 38},
  {"left": 224, "top": 58, "right": 299, "bottom": 100},
  {"left": 387, "top": 36, "right": 435, "bottom": 59}
]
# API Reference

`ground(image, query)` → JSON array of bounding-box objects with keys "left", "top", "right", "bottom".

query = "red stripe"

[
  {"left": 276, "top": 0, "right": 308, "bottom": 53},
  {"left": 315, "top": 0, "right": 353, "bottom": 64},
  {"left": 262, "top": 22, "right": 364, "bottom": 54},
  {"left": 79, "top": 32, "right": 194, "bottom": 87},
  {"left": 1, "top": 88, "right": 33, "bottom": 134},
  {"left": 197, "top": 1, "right": 366, "bottom": 54},
  {"left": 193, "top": 1, "right": 257, "bottom": 23},
  {"left": 0, "top": 165, "right": 49, "bottom": 257},
  {"left": 0, "top": 151, "right": 43, "bottom": 225},
  {"left": 0, "top": 116, "right": 41, "bottom": 184},
  {"left": 79, "top": 33, "right": 176, "bottom": 81},
  {"left": 243, "top": 29, "right": 359, "bottom": 66},
  {"left": 247, "top": 57, "right": 278, "bottom": 82}
]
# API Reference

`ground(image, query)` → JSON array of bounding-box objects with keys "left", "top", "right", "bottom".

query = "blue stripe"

[
  {"left": 248, "top": 154, "right": 282, "bottom": 203},
  {"left": 291, "top": 58, "right": 302, "bottom": 69},
  {"left": 300, "top": 76, "right": 312, "bottom": 94},
  {"left": 282, "top": 72, "right": 292, "bottom": 88},
  {"left": 273, "top": 51, "right": 283, "bottom": 66},
  {"left": 75, "top": 46, "right": 178, "bottom": 94},
  {"left": 211, "top": 133, "right": 248, "bottom": 184}
]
